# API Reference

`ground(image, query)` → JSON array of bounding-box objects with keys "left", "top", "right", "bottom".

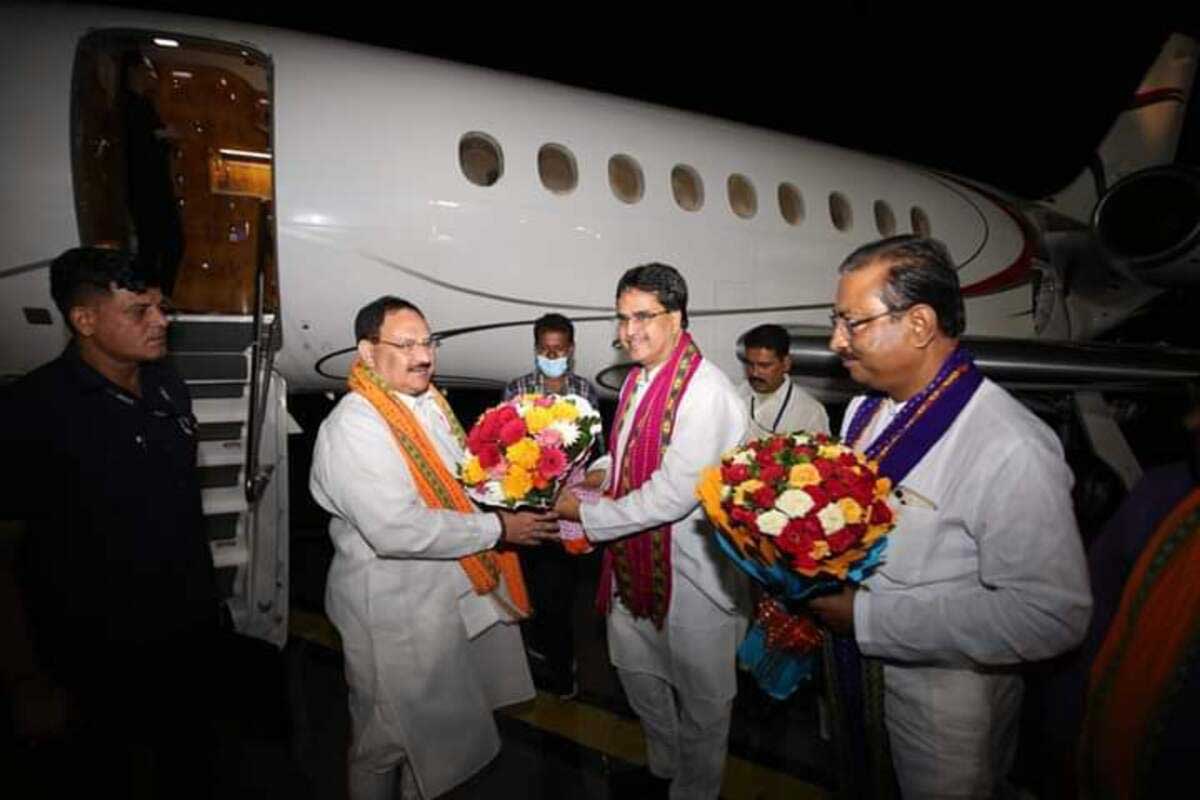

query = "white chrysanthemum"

[
  {"left": 548, "top": 419, "right": 580, "bottom": 447},
  {"left": 756, "top": 509, "right": 789, "bottom": 536},
  {"left": 775, "top": 489, "right": 815, "bottom": 518},
  {"left": 732, "top": 450, "right": 754, "bottom": 465},
  {"left": 720, "top": 484, "right": 732, "bottom": 501},
  {"left": 817, "top": 503, "right": 846, "bottom": 534}
]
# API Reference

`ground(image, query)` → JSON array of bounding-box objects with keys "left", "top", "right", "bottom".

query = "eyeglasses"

[
  {"left": 615, "top": 309, "right": 672, "bottom": 328},
  {"left": 374, "top": 336, "right": 441, "bottom": 353},
  {"left": 828, "top": 307, "right": 907, "bottom": 335}
]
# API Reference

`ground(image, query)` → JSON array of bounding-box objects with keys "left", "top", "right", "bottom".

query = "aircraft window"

[
  {"left": 874, "top": 200, "right": 896, "bottom": 236},
  {"left": 460, "top": 132, "right": 503, "bottom": 187},
  {"left": 609, "top": 154, "right": 644, "bottom": 204},
  {"left": 538, "top": 143, "right": 578, "bottom": 194},
  {"left": 829, "top": 192, "right": 853, "bottom": 231},
  {"left": 671, "top": 164, "right": 704, "bottom": 212},
  {"left": 911, "top": 205, "right": 932, "bottom": 236},
  {"left": 778, "top": 183, "right": 804, "bottom": 226},
  {"left": 728, "top": 174, "right": 757, "bottom": 219}
]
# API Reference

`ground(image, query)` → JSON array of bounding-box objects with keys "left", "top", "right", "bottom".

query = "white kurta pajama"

[
  {"left": 582, "top": 358, "right": 750, "bottom": 800},
  {"left": 845, "top": 379, "right": 1091, "bottom": 798},
  {"left": 736, "top": 377, "right": 829, "bottom": 440},
  {"left": 310, "top": 391, "right": 534, "bottom": 799}
]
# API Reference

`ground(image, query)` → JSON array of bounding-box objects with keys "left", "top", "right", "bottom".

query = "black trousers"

[{"left": 520, "top": 544, "right": 580, "bottom": 685}]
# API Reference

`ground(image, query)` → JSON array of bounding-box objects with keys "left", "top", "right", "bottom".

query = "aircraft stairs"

[{"left": 167, "top": 314, "right": 289, "bottom": 647}]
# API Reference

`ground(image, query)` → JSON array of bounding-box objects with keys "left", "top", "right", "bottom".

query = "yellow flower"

[
  {"left": 788, "top": 463, "right": 821, "bottom": 488},
  {"left": 838, "top": 497, "right": 865, "bottom": 524},
  {"left": 808, "top": 539, "right": 831, "bottom": 561},
  {"left": 462, "top": 457, "right": 486, "bottom": 485},
  {"left": 550, "top": 401, "right": 580, "bottom": 422},
  {"left": 505, "top": 438, "right": 541, "bottom": 470},
  {"left": 696, "top": 467, "right": 730, "bottom": 530},
  {"left": 875, "top": 477, "right": 893, "bottom": 498},
  {"left": 524, "top": 406, "right": 554, "bottom": 433},
  {"left": 502, "top": 465, "right": 534, "bottom": 500},
  {"left": 733, "top": 479, "right": 765, "bottom": 506},
  {"left": 818, "top": 444, "right": 846, "bottom": 460}
]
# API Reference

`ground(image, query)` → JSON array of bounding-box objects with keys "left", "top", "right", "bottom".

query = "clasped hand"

[{"left": 497, "top": 510, "right": 559, "bottom": 546}]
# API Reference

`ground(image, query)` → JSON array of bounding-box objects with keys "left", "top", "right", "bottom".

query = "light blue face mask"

[{"left": 536, "top": 355, "right": 569, "bottom": 378}]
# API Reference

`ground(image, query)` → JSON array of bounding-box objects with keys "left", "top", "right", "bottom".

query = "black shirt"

[{"left": 1, "top": 344, "right": 217, "bottom": 687}]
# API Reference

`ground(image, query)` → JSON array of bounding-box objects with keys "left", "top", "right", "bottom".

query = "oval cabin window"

[
  {"left": 911, "top": 205, "right": 932, "bottom": 236},
  {"left": 778, "top": 183, "right": 804, "bottom": 226},
  {"left": 609, "top": 154, "right": 645, "bottom": 204},
  {"left": 874, "top": 199, "right": 897, "bottom": 236},
  {"left": 538, "top": 143, "right": 578, "bottom": 194},
  {"left": 829, "top": 192, "right": 853, "bottom": 231},
  {"left": 671, "top": 164, "right": 704, "bottom": 212},
  {"left": 459, "top": 132, "right": 503, "bottom": 187},
  {"left": 728, "top": 174, "right": 757, "bottom": 219}
]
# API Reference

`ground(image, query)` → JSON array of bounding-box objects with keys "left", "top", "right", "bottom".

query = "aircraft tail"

[{"left": 1046, "top": 32, "right": 1199, "bottom": 222}]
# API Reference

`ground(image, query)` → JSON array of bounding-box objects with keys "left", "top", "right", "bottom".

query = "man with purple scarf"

[
  {"left": 808, "top": 236, "right": 1092, "bottom": 798},
  {"left": 555, "top": 263, "right": 749, "bottom": 799}
]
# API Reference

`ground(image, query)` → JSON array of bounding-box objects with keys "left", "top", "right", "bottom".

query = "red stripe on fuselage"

[{"left": 946, "top": 178, "right": 1037, "bottom": 298}]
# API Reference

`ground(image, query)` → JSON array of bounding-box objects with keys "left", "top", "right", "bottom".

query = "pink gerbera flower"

[
  {"left": 535, "top": 427, "right": 563, "bottom": 448},
  {"left": 536, "top": 446, "right": 568, "bottom": 480}
]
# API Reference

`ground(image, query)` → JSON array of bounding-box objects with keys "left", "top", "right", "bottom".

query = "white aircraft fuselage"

[{"left": 0, "top": 4, "right": 1052, "bottom": 394}]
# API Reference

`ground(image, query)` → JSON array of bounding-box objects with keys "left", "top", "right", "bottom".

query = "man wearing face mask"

[
  {"left": 503, "top": 313, "right": 601, "bottom": 699},
  {"left": 503, "top": 313, "right": 600, "bottom": 410}
]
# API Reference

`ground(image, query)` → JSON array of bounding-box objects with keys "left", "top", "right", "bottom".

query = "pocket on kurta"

[{"left": 877, "top": 497, "right": 942, "bottom": 585}]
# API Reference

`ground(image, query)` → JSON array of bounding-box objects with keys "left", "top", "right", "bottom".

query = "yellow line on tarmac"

[
  {"left": 290, "top": 610, "right": 829, "bottom": 800},
  {"left": 506, "top": 693, "right": 830, "bottom": 800}
]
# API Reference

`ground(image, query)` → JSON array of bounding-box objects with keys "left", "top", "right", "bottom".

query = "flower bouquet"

[
  {"left": 696, "top": 431, "right": 895, "bottom": 699},
  {"left": 460, "top": 393, "right": 602, "bottom": 554}
]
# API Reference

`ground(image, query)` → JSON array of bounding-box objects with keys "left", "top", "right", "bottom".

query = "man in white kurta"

[
  {"left": 556, "top": 265, "right": 750, "bottom": 800},
  {"left": 737, "top": 323, "right": 828, "bottom": 440},
  {"left": 842, "top": 381, "right": 1091, "bottom": 796},
  {"left": 810, "top": 237, "right": 1091, "bottom": 798},
  {"left": 310, "top": 297, "right": 557, "bottom": 800}
]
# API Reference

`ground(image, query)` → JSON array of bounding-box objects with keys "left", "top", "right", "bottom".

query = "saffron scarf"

[
  {"left": 348, "top": 360, "right": 530, "bottom": 617},
  {"left": 825, "top": 344, "right": 984, "bottom": 799},
  {"left": 595, "top": 332, "right": 702, "bottom": 629},
  {"left": 1080, "top": 486, "right": 1200, "bottom": 799}
]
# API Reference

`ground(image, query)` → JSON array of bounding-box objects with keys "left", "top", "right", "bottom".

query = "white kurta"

[
  {"left": 736, "top": 378, "right": 829, "bottom": 441},
  {"left": 845, "top": 379, "right": 1092, "bottom": 798},
  {"left": 582, "top": 357, "right": 751, "bottom": 697},
  {"left": 310, "top": 391, "right": 534, "bottom": 799}
]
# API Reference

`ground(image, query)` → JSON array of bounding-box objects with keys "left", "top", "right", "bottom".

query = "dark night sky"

[{"left": 79, "top": 3, "right": 1192, "bottom": 199}]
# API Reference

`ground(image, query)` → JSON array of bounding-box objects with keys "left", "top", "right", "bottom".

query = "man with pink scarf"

[{"left": 556, "top": 263, "right": 749, "bottom": 799}]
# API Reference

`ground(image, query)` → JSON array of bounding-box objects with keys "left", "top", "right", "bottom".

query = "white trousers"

[
  {"left": 617, "top": 669, "right": 733, "bottom": 800},
  {"left": 348, "top": 758, "right": 422, "bottom": 800}
]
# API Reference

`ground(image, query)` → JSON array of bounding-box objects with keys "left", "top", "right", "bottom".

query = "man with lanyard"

[
  {"left": 737, "top": 323, "right": 828, "bottom": 440},
  {"left": 555, "top": 263, "right": 749, "bottom": 800},
  {"left": 310, "top": 295, "right": 559, "bottom": 800},
  {"left": 503, "top": 313, "right": 601, "bottom": 700},
  {"left": 807, "top": 236, "right": 1092, "bottom": 798},
  {"left": 0, "top": 247, "right": 220, "bottom": 797}
]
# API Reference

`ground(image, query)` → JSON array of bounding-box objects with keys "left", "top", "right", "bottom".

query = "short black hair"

[
  {"left": 50, "top": 247, "right": 156, "bottom": 333},
  {"left": 354, "top": 295, "right": 425, "bottom": 343},
  {"left": 742, "top": 324, "right": 790, "bottom": 360},
  {"left": 533, "top": 313, "right": 574, "bottom": 344},
  {"left": 616, "top": 262, "right": 689, "bottom": 328},
  {"left": 838, "top": 235, "right": 966, "bottom": 337}
]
